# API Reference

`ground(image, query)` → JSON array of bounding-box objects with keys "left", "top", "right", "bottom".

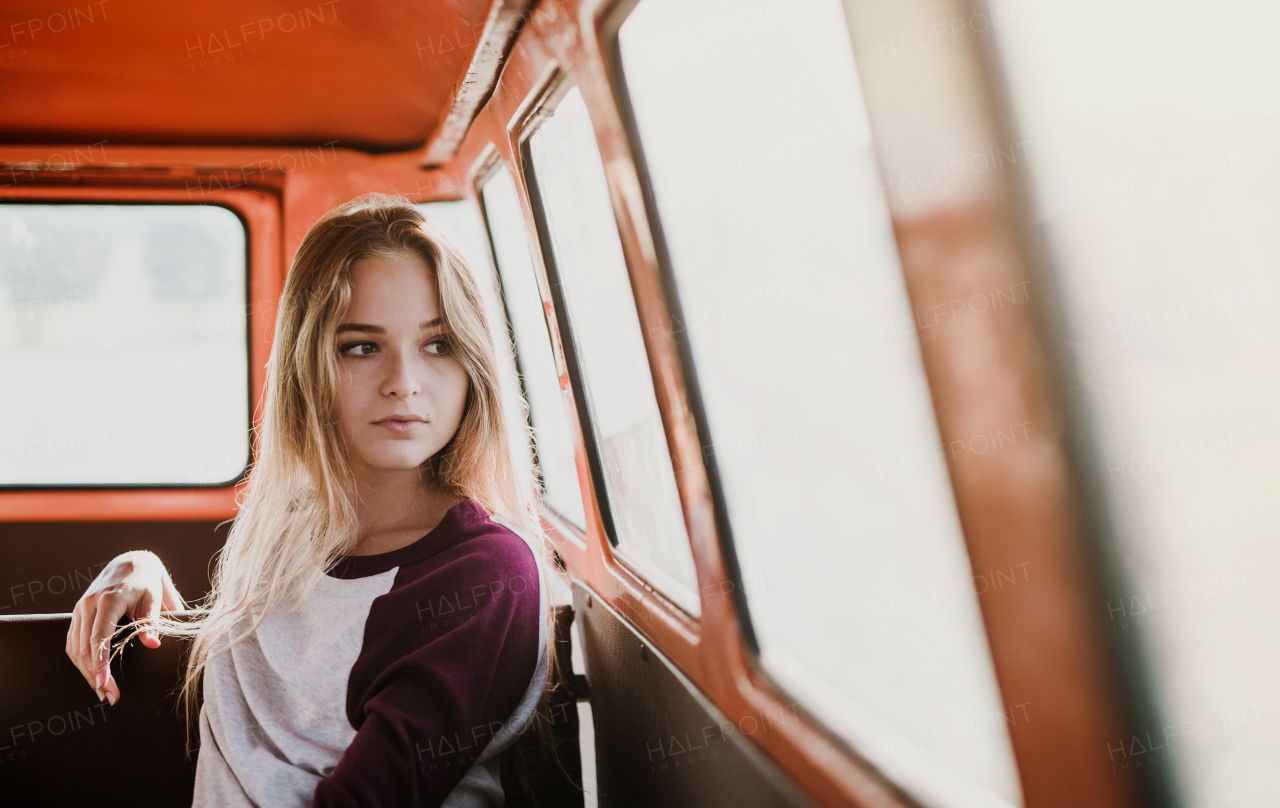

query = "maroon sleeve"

[{"left": 313, "top": 529, "right": 541, "bottom": 808}]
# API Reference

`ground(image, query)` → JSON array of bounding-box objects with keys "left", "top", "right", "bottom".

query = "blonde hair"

[{"left": 119, "top": 193, "right": 551, "bottom": 751}]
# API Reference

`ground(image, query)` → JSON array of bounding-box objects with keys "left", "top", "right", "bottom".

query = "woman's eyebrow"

[
  {"left": 336, "top": 318, "right": 443, "bottom": 334},
  {"left": 336, "top": 323, "right": 384, "bottom": 334}
]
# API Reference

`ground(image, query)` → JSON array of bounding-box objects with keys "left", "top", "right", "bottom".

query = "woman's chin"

[{"left": 355, "top": 448, "right": 439, "bottom": 475}]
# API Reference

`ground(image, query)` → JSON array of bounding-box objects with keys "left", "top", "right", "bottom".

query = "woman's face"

[{"left": 331, "top": 251, "right": 469, "bottom": 478}]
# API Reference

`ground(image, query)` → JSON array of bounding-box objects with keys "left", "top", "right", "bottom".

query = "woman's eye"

[
  {"left": 341, "top": 342, "right": 378, "bottom": 357},
  {"left": 425, "top": 338, "right": 451, "bottom": 356}
]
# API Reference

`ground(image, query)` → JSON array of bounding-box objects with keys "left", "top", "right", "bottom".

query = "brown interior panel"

[
  {"left": 0, "top": 522, "right": 229, "bottom": 616},
  {"left": 0, "top": 613, "right": 196, "bottom": 807},
  {"left": 573, "top": 580, "right": 822, "bottom": 808}
]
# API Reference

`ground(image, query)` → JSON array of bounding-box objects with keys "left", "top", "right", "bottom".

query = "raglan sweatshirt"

[{"left": 190, "top": 498, "right": 548, "bottom": 808}]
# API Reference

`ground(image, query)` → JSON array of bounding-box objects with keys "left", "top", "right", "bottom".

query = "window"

[
  {"left": 416, "top": 198, "right": 537, "bottom": 503},
  {"left": 615, "top": 0, "right": 1020, "bottom": 804},
  {"left": 0, "top": 204, "right": 249, "bottom": 486},
  {"left": 475, "top": 167, "right": 586, "bottom": 529},
  {"left": 986, "top": 3, "right": 1280, "bottom": 804},
  {"left": 526, "top": 87, "right": 700, "bottom": 616}
]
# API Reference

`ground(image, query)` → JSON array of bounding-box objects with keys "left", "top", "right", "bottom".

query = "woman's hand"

[{"left": 66, "top": 550, "right": 186, "bottom": 706}]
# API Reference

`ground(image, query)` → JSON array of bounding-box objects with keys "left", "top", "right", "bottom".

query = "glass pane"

[
  {"left": 0, "top": 204, "right": 249, "bottom": 485},
  {"left": 986, "top": 2, "right": 1280, "bottom": 805},
  {"left": 618, "top": 0, "right": 1019, "bottom": 804},
  {"left": 475, "top": 167, "right": 586, "bottom": 529},
  {"left": 416, "top": 198, "right": 536, "bottom": 503},
  {"left": 528, "top": 87, "right": 700, "bottom": 616}
]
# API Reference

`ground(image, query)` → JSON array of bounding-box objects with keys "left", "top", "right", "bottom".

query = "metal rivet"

[{"left": 640, "top": 644, "right": 649, "bottom": 662}]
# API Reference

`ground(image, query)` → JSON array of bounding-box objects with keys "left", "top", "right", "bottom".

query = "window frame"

[
  {"left": 442, "top": 0, "right": 1147, "bottom": 803},
  {"left": 472, "top": 149, "right": 590, "bottom": 539},
  {"left": 593, "top": 0, "right": 761, "bottom": 651},
  {"left": 517, "top": 77, "right": 707, "bottom": 614},
  {"left": 467, "top": 144, "right": 596, "bottom": 570},
  {"left": 459, "top": 66, "right": 704, "bottom": 649},
  {"left": 0, "top": 184, "right": 282, "bottom": 521},
  {"left": 515, "top": 85, "right": 625, "bottom": 553},
  {"left": 596, "top": 2, "right": 1032, "bottom": 802},
  {"left": 448, "top": 11, "right": 900, "bottom": 808},
  {"left": 588, "top": 1, "right": 1146, "bottom": 808}
]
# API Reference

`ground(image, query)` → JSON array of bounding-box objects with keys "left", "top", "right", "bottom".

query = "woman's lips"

[{"left": 374, "top": 416, "right": 425, "bottom": 433}]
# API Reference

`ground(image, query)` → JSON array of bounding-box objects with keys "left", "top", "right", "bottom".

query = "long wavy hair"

[{"left": 115, "top": 193, "right": 554, "bottom": 752}]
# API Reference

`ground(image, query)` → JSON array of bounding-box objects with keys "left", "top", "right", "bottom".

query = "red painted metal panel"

[{"left": 0, "top": 1, "right": 486, "bottom": 153}]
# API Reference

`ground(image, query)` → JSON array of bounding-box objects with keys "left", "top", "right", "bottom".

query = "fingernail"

[
  {"left": 106, "top": 691, "right": 117, "bottom": 706},
  {"left": 96, "top": 689, "right": 105, "bottom": 702},
  {"left": 95, "top": 670, "right": 105, "bottom": 690}
]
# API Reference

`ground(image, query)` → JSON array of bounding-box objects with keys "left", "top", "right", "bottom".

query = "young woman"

[{"left": 64, "top": 194, "right": 557, "bottom": 807}]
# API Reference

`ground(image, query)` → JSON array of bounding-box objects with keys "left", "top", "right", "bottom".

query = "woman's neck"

[{"left": 348, "top": 465, "right": 465, "bottom": 557}]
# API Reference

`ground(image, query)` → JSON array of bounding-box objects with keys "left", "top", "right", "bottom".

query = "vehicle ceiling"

[{"left": 0, "top": 0, "right": 492, "bottom": 155}]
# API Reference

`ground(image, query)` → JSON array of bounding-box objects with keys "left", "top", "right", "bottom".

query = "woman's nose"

[{"left": 380, "top": 350, "right": 421, "bottom": 398}]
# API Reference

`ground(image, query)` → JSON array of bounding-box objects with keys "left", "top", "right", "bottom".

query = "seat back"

[
  {"left": 501, "top": 604, "right": 587, "bottom": 808},
  {"left": 0, "top": 613, "right": 197, "bottom": 807},
  {"left": 0, "top": 607, "right": 585, "bottom": 806}
]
